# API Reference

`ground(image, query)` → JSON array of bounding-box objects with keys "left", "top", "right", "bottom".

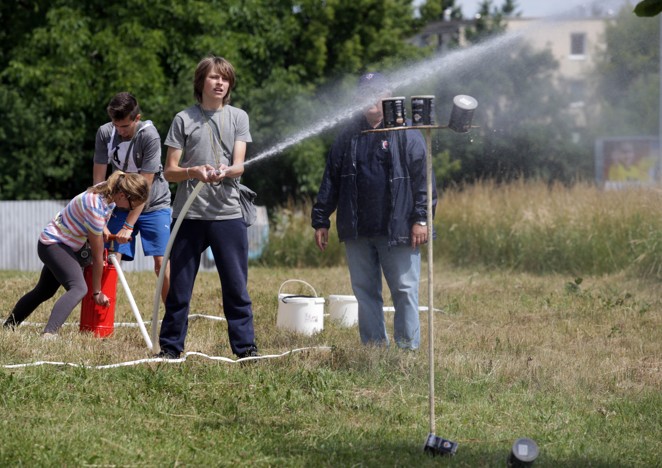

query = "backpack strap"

[
  {"left": 108, "top": 121, "right": 153, "bottom": 172},
  {"left": 130, "top": 121, "right": 153, "bottom": 171}
]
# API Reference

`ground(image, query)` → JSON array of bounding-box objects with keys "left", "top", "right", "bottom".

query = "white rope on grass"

[{"left": 1, "top": 346, "right": 332, "bottom": 370}]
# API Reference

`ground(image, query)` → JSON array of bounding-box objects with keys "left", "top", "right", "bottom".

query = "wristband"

[
  {"left": 93, "top": 291, "right": 101, "bottom": 296},
  {"left": 186, "top": 167, "right": 191, "bottom": 178},
  {"left": 123, "top": 221, "right": 134, "bottom": 230}
]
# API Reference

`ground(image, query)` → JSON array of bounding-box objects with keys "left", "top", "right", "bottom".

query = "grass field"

[
  {"left": 1, "top": 182, "right": 661, "bottom": 466},
  {"left": 1, "top": 263, "right": 660, "bottom": 466}
]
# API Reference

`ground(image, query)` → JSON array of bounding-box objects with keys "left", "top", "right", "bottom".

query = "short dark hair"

[
  {"left": 107, "top": 92, "right": 140, "bottom": 121},
  {"left": 193, "top": 56, "right": 236, "bottom": 105}
]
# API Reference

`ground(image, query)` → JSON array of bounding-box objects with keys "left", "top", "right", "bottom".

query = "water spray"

[{"left": 243, "top": 30, "right": 523, "bottom": 169}]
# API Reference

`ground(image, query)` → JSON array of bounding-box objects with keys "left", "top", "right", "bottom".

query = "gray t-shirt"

[
  {"left": 94, "top": 120, "right": 171, "bottom": 212},
  {"left": 165, "top": 104, "right": 252, "bottom": 220}
]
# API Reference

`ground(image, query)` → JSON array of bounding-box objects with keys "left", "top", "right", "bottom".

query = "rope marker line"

[{"left": 2, "top": 346, "right": 332, "bottom": 370}]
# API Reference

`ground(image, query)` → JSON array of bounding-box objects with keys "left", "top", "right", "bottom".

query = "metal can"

[
  {"left": 382, "top": 97, "right": 407, "bottom": 128},
  {"left": 411, "top": 95, "right": 436, "bottom": 126},
  {"left": 448, "top": 95, "right": 478, "bottom": 133}
]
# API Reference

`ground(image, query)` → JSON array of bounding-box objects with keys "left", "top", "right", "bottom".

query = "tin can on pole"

[
  {"left": 382, "top": 97, "right": 407, "bottom": 128},
  {"left": 411, "top": 95, "right": 436, "bottom": 126},
  {"left": 448, "top": 95, "right": 478, "bottom": 133}
]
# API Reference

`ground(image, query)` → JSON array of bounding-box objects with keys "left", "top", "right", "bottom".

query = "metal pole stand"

[{"left": 363, "top": 124, "right": 459, "bottom": 455}]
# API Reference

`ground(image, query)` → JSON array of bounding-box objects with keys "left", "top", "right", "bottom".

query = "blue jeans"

[{"left": 344, "top": 236, "right": 421, "bottom": 349}]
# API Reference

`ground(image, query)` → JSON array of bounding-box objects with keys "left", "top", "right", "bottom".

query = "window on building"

[{"left": 570, "top": 32, "right": 586, "bottom": 58}]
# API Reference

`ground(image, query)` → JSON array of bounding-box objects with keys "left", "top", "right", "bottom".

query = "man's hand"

[
  {"left": 411, "top": 223, "right": 428, "bottom": 248},
  {"left": 315, "top": 228, "right": 329, "bottom": 252}
]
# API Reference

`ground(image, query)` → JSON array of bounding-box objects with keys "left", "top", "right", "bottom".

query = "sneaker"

[
  {"left": 41, "top": 332, "right": 57, "bottom": 341},
  {"left": 236, "top": 347, "right": 259, "bottom": 359},
  {"left": 154, "top": 350, "right": 180, "bottom": 360}
]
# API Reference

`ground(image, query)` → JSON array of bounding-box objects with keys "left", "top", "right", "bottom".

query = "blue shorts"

[{"left": 106, "top": 208, "right": 172, "bottom": 261}]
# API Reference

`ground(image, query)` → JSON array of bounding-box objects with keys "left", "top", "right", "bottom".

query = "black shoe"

[
  {"left": 155, "top": 350, "right": 180, "bottom": 360},
  {"left": 236, "top": 347, "right": 259, "bottom": 359}
]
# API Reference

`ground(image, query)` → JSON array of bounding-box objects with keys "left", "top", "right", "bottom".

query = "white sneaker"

[{"left": 41, "top": 332, "right": 57, "bottom": 341}]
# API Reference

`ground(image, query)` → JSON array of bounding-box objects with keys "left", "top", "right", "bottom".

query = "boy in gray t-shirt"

[
  {"left": 93, "top": 92, "right": 172, "bottom": 302},
  {"left": 157, "top": 55, "right": 257, "bottom": 360},
  {"left": 164, "top": 102, "right": 250, "bottom": 220}
]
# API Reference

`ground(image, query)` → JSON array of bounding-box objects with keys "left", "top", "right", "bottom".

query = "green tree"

[
  {"left": 431, "top": 42, "right": 589, "bottom": 186},
  {"left": 240, "top": 0, "right": 427, "bottom": 203},
  {"left": 634, "top": 0, "right": 662, "bottom": 16},
  {"left": 465, "top": 0, "right": 520, "bottom": 43},
  {"left": 418, "top": 0, "right": 463, "bottom": 23},
  {"left": 592, "top": 5, "right": 660, "bottom": 136},
  {"left": 0, "top": 0, "right": 426, "bottom": 204}
]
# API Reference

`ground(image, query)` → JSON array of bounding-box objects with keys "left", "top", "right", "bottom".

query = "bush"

[{"left": 258, "top": 198, "right": 345, "bottom": 268}]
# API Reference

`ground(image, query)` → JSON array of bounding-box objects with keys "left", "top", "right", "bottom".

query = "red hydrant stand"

[{"left": 80, "top": 249, "right": 117, "bottom": 338}]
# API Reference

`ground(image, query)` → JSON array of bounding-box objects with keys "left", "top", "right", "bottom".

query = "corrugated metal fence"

[{"left": 0, "top": 201, "right": 269, "bottom": 272}]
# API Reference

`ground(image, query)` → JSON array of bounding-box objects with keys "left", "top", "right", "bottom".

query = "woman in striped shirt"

[{"left": 3, "top": 171, "right": 149, "bottom": 337}]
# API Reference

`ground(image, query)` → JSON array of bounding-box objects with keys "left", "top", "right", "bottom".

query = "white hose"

[
  {"left": 150, "top": 180, "right": 205, "bottom": 353},
  {"left": 109, "top": 253, "right": 153, "bottom": 350},
  {"left": 2, "top": 346, "right": 332, "bottom": 369}
]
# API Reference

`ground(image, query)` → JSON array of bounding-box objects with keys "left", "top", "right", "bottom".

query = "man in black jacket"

[{"left": 312, "top": 72, "right": 437, "bottom": 350}]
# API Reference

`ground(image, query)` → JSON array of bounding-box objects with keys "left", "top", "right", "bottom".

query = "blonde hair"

[
  {"left": 193, "top": 55, "right": 236, "bottom": 105},
  {"left": 90, "top": 171, "right": 149, "bottom": 205}
]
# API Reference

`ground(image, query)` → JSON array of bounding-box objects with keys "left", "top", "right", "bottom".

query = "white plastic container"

[
  {"left": 328, "top": 295, "right": 358, "bottom": 327},
  {"left": 276, "top": 280, "right": 325, "bottom": 335}
]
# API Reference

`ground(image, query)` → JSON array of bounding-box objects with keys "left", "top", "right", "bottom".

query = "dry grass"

[
  {"left": 1, "top": 180, "right": 661, "bottom": 465},
  {"left": 434, "top": 268, "right": 660, "bottom": 396},
  {"left": 1, "top": 264, "right": 659, "bottom": 397},
  {"left": 439, "top": 181, "right": 662, "bottom": 276}
]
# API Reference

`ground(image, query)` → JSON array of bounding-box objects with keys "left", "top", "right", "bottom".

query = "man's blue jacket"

[{"left": 312, "top": 115, "right": 437, "bottom": 247}]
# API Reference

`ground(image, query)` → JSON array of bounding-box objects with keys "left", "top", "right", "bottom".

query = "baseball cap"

[{"left": 357, "top": 72, "right": 390, "bottom": 93}]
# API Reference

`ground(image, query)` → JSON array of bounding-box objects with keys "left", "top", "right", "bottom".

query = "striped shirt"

[{"left": 40, "top": 191, "right": 115, "bottom": 250}]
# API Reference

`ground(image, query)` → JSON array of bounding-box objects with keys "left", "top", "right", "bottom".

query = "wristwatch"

[{"left": 415, "top": 221, "right": 427, "bottom": 226}]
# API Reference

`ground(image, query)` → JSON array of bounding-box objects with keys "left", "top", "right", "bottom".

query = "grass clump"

[{"left": 258, "top": 198, "right": 345, "bottom": 268}]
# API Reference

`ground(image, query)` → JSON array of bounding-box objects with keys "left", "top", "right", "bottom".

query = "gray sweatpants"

[{"left": 4, "top": 241, "right": 87, "bottom": 333}]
